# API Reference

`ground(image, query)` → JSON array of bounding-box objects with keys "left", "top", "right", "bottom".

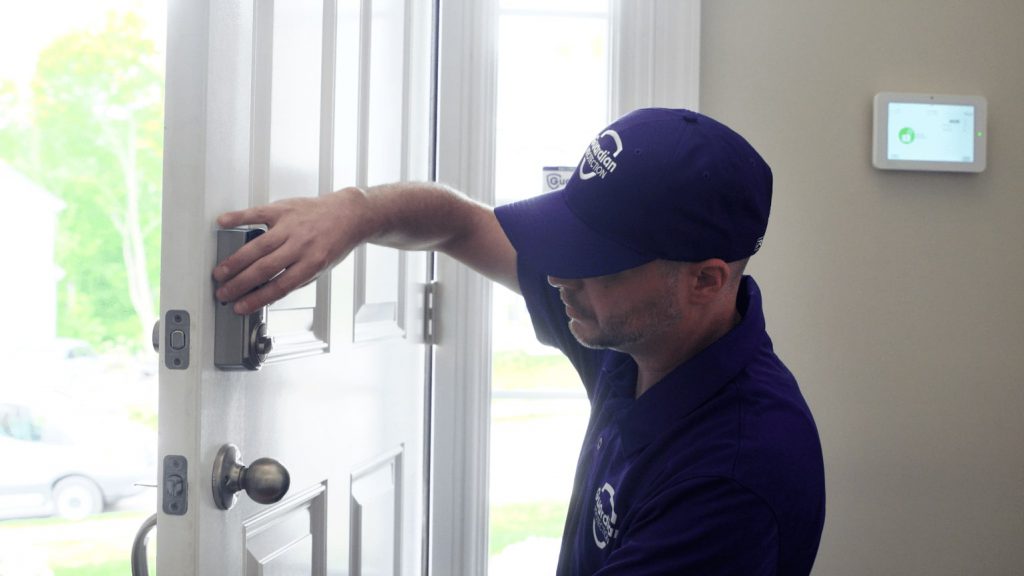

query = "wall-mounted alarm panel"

[{"left": 873, "top": 92, "right": 987, "bottom": 173}]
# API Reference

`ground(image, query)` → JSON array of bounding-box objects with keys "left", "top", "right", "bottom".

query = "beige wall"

[{"left": 700, "top": 1, "right": 1024, "bottom": 574}]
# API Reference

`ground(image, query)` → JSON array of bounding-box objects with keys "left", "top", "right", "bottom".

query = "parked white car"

[{"left": 0, "top": 396, "right": 156, "bottom": 520}]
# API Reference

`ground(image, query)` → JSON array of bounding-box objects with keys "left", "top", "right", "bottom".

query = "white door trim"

[
  {"left": 430, "top": 0, "right": 498, "bottom": 575},
  {"left": 609, "top": 0, "right": 702, "bottom": 117}
]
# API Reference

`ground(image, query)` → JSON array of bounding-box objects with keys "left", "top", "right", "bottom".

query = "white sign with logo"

[{"left": 542, "top": 166, "right": 576, "bottom": 193}]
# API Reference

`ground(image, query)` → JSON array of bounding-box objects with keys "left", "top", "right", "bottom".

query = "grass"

[
  {"left": 0, "top": 510, "right": 152, "bottom": 575},
  {"left": 489, "top": 500, "right": 569, "bottom": 556},
  {"left": 492, "top": 350, "right": 581, "bottom": 392},
  {"left": 53, "top": 561, "right": 131, "bottom": 576}
]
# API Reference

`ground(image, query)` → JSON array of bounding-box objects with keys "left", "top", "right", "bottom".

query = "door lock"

[{"left": 215, "top": 228, "right": 273, "bottom": 370}]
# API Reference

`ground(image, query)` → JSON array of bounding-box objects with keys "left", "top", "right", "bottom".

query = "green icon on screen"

[{"left": 898, "top": 127, "right": 916, "bottom": 144}]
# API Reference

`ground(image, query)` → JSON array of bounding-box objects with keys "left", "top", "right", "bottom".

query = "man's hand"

[{"left": 213, "top": 187, "right": 370, "bottom": 315}]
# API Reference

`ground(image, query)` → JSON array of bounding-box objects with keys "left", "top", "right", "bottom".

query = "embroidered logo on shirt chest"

[{"left": 592, "top": 482, "right": 620, "bottom": 549}]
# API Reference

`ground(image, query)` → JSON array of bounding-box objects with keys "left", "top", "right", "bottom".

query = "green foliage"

[
  {"left": 489, "top": 500, "right": 568, "bottom": 556},
  {"left": 0, "top": 80, "right": 30, "bottom": 169},
  {"left": 0, "top": 12, "right": 163, "bottom": 351}
]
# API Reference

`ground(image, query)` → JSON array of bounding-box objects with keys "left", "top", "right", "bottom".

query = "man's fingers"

[
  {"left": 213, "top": 229, "right": 286, "bottom": 284},
  {"left": 215, "top": 236, "right": 294, "bottom": 303},
  {"left": 216, "top": 209, "right": 255, "bottom": 228},
  {"left": 231, "top": 261, "right": 319, "bottom": 315},
  {"left": 217, "top": 204, "right": 279, "bottom": 229}
]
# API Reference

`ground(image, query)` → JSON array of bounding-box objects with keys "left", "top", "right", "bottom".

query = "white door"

[{"left": 157, "top": 0, "right": 433, "bottom": 573}]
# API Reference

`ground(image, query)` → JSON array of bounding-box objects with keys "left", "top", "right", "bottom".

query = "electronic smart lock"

[{"left": 215, "top": 228, "right": 273, "bottom": 370}]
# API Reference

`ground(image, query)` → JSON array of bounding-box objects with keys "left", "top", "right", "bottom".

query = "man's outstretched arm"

[{"left": 213, "top": 182, "right": 519, "bottom": 315}]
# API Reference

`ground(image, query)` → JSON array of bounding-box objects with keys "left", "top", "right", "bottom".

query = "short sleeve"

[{"left": 593, "top": 477, "right": 779, "bottom": 576}]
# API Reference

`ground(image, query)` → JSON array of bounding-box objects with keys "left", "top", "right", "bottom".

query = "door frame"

[
  {"left": 429, "top": 0, "right": 498, "bottom": 573},
  {"left": 428, "top": 1, "right": 701, "bottom": 574}
]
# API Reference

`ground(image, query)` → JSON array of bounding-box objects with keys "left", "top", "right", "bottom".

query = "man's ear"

[{"left": 690, "top": 259, "right": 730, "bottom": 302}]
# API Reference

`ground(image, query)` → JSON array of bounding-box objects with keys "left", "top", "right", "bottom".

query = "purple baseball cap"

[{"left": 495, "top": 108, "right": 773, "bottom": 279}]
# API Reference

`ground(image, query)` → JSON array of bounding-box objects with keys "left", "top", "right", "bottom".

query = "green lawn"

[
  {"left": 53, "top": 561, "right": 131, "bottom": 576},
  {"left": 0, "top": 511, "right": 153, "bottom": 575},
  {"left": 492, "top": 350, "right": 580, "bottom": 392},
  {"left": 489, "top": 500, "right": 568, "bottom": 557}
]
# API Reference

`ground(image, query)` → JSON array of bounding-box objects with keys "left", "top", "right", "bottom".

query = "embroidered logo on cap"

[
  {"left": 592, "top": 482, "right": 620, "bottom": 549},
  {"left": 579, "top": 129, "right": 623, "bottom": 181}
]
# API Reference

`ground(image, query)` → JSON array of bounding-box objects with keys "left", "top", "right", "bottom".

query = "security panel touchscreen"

[{"left": 873, "top": 92, "right": 987, "bottom": 172}]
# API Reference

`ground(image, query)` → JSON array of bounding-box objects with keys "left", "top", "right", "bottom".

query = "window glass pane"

[
  {"left": 490, "top": 4, "right": 609, "bottom": 574},
  {"left": 494, "top": 11, "right": 609, "bottom": 205}
]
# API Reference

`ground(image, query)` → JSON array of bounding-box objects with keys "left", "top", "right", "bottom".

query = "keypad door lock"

[{"left": 215, "top": 228, "right": 273, "bottom": 370}]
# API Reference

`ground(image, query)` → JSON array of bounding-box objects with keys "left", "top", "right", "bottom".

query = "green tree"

[
  {"left": 0, "top": 80, "right": 30, "bottom": 167},
  {"left": 10, "top": 12, "right": 163, "bottom": 350}
]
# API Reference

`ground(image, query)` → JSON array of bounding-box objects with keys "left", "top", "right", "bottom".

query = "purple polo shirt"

[{"left": 518, "top": 262, "right": 825, "bottom": 575}]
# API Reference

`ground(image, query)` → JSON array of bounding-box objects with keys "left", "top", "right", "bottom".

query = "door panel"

[
  {"left": 350, "top": 447, "right": 403, "bottom": 575},
  {"left": 159, "top": 0, "right": 432, "bottom": 573},
  {"left": 355, "top": 245, "right": 406, "bottom": 341},
  {"left": 365, "top": 0, "right": 406, "bottom": 185},
  {"left": 354, "top": 0, "right": 411, "bottom": 344},
  {"left": 243, "top": 484, "right": 327, "bottom": 574},
  {"left": 260, "top": 0, "right": 324, "bottom": 206}
]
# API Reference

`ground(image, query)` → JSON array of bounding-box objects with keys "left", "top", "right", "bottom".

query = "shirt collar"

[{"left": 612, "top": 276, "right": 768, "bottom": 456}]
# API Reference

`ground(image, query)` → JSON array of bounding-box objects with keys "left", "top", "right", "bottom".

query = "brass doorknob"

[{"left": 212, "top": 444, "right": 290, "bottom": 510}]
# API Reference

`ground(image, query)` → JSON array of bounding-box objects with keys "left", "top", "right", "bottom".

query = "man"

[{"left": 214, "top": 108, "right": 825, "bottom": 574}]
